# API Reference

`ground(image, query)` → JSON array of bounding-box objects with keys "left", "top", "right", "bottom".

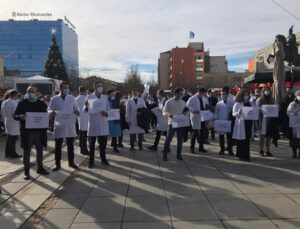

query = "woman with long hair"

[
  {"left": 256, "top": 87, "right": 275, "bottom": 157},
  {"left": 232, "top": 89, "right": 253, "bottom": 161}
]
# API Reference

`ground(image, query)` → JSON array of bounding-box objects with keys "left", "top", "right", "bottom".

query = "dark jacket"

[
  {"left": 137, "top": 107, "right": 152, "bottom": 131},
  {"left": 14, "top": 99, "right": 48, "bottom": 149}
]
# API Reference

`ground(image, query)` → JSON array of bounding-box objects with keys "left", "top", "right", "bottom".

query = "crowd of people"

[{"left": 0, "top": 80, "right": 299, "bottom": 180}]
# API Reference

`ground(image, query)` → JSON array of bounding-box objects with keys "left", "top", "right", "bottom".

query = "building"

[
  {"left": 197, "top": 72, "right": 248, "bottom": 88},
  {"left": 0, "top": 19, "right": 78, "bottom": 78},
  {"left": 0, "top": 56, "right": 3, "bottom": 87},
  {"left": 248, "top": 58, "right": 255, "bottom": 73},
  {"left": 158, "top": 42, "right": 228, "bottom": 89},
  {"left": 252, "top": 31, "right": 300, "bottom": 72}
]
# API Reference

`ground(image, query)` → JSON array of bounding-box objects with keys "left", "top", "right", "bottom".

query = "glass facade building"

[{"left": 0, "top": 19, "right": 78, "bottom": 78}]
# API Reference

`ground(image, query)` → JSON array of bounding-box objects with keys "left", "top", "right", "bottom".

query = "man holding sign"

[
  {"left": 162, "top": 87, "right": 187, "bottom": 161},
  {"left": 14, "top": 84, "right": 49, "bottom": 180},
  {"left": 49, "top": 81, "right": 80, "bottom": 172}
]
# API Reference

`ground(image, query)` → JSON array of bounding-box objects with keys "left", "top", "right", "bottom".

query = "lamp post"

[{"left": 180, "top": 58, "right": 184, "bottom": 88}]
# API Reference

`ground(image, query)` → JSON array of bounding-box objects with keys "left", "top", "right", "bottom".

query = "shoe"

[
  {"left": 37, "top": 168, "right": 49, "bottom": 175},
  {"left": 228, "top": 151, "right": 234, "bottom": 156},
  {"left": 69, "top": 163, "right": 79, "bottom": 169},
  {"left": 139, "top": 146, "right": 144, "bottom": 151},
  {"left": 110, "top": 142, "right": 114, "bottom": 147},
  {"left": 163, "top": 155, "right": 168, "bottom": 161},
  {"left": 23, "top": 175, "right": 31, "bottom": 180},
  {"left": 190, "top": 149, "right": 196, "bottom": 154},
  {"left": 219, "top": 151, "right": 225, "bottom": 155},
  {"left": 292, "top": 154, "right": 297, "bottom": 159},
  {"left": 204, "top": 141, "right": 210, "bottom": 145},
  {"left": 80, "top": 150, "right": 89, "bottom": 156},
  {"left": 130, "top": 146, "right": 135, "bottom": 151},
  {"left": 101, "top": 160, "right": 110, "bottom": 166},
  {"left": 52, "top": 165, "right": 61, "bottom": 172},
  {"left": 117, "top": 143, "right": 124, "bottom": 148},
  {"left": 113, "top": 148, "right": 120, "bottom": 153},
  {"left": 10, "top": 154, "right": 22, "bottom": 158},
  {"left": 177, "top": 155, "right": 183, "bottom": 160},
  {"left": 88, "top": 162, "right": 94, "bottom": 168},
  {"left": 148, "top": 145, "right": 157, "bottom": 151},
  {"left": 266, "top": 151, "right": 274, "bottom": 157},
  {"left": 199, "top": 147, "right": 207, "bottom": 153},
  {"left": 259, "top": 150, "right": 265, "bottom": 156}
]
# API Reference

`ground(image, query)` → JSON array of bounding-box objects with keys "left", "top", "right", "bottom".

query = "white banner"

[
  {"left": 241, "top": 107, "right": 259, "bottom": 120},
  {"left": 214, "top": 120, "right": 231, "bottom": 133},
  {"left": 107, "top": 109, "right": 120, "bottom": 121},
  {"left": 25, "top": 112, "right": 49, "bottom": 129},
  {"left": 261, "top": 105, "right": 279, "bottom": 118},
  {"left": 55, "top": 112, "right": 76, "bottom": 126},
  {"left": 172, "top": 114, "right": 190, "bottom": 128},
  {"left": 200, "top": 110, "right": 214, "bottom": 122}
]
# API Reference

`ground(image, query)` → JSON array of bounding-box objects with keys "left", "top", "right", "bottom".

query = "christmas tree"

[{"left": 44, "top": 30, "right": 69, "bottom": 81}]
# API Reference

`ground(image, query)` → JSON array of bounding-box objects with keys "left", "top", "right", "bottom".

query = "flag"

[{"left": 189, "top": 31, "right": 195, "bottom": 39}]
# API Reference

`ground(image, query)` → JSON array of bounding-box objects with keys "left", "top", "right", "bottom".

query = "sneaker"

[
  {"left": 113, "top": 148, "right": 120, "bottom": 153},
  {"left": 266, "top": 151, "right": 274, "bottom": 157},
  {"left": 117, "top": 143, "right": 124, "bottom": 148},
  {"left": 199, "top": 147, "right": 207, "bottom": 153},
  {"left": 228, "top": 150, "right": 234, "bottom": 156},
  {"left": 69, "top": 163, "right": 79, "bottom": 169},
  {"left": 219, "top": 151, "right": 225, "bottom": 155},
  {"left": 23, "top": 175, "right": 31, "bottom": 180},
  {"left": 88, "top": 162, "right": 94, "bottom": 168},
  {"left": 148, "top": 145, "right": 157, "bottom": 151},
  {"left": 101, "top": 160, "right": 110, "bottom": 166},
  {"left": 177, "top": 155, "right": 183, "bottom": 160},
  {"left": 139, "top": 146, "right": 144, "bottom": 151},
  {"left": 259, "top": 150, "right": 265, "bottom": 156},
  {"left": 10, "top": 154, "right": 22, "bottom": 159},
  {"left": 163, "top": 155, "right": 168, "bottom": 161},
  {"left": 52, "top": 165, "right": 61, "bottom": 172}
]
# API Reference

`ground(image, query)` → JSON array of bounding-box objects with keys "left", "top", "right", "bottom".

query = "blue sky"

[{"left": 1, "top": 0, "right": 300, "bottom": 82}]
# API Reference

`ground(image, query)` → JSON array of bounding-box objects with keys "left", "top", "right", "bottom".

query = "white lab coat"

[
  {"left": 287, "top": 102, "right": 300, "bottom": 138},
  {"left": 86, "top": 92, "right": 110, "bottom": 137},
  {"left": 256, "top": 98, "right": 267, "bottom": 135},
  {"left": 126, "top": 97, "right": 146, "bottom": 134},
  {"left": 215, "top": 99, "right": 234, "bottom": 134},
  {"left": 76, "top": 95, "right": 88, "bottom": 131},
  {"left": 186, "top": 95, "right": 202, "bottom": 130},
  {"left": 1, "top": 99, "right": 20, "bottom": 136},
  {"left": 232, "top": 102, "right": 246, "bottom": 140},
  {"left": 48, "top": 94, "right": 79, "bottom": 139}
]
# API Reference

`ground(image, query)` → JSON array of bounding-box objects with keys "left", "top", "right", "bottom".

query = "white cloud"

[{"left": 1, "top": 0, "right": 300, "bottom": 81}]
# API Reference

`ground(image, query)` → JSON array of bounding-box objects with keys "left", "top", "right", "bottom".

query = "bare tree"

[{"left": 124, "top": 65, "right": 144, "bottom": 94}]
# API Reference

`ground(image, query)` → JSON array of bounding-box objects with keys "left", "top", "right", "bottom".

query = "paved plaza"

[{"left": 1, "top": 132, "right": 300, "bottom": 228}]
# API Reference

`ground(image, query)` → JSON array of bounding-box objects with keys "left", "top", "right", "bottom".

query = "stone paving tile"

[
  {"left": 0, "top": 210, "right": 33, "bottom": 229},
  {"left": 36, "top": 209, "right": 79, "bottom": 229},
  {"left": 70, "top": 222, "right": 121, "bottom": 229},
  {"left": 122, "top": 221, "right": 172, "bottom": 229},
  {"left": 196, "top": 178, "right": 241, "bottom": 195},
  {"left": 263, "top": 178, "right": 300, "bottom": 193},
  {"left": 172, "top": 220, "right": 225, "bottom": 229},
  {"left": 53, "top": 192, "right": 89, "bottom": 209},
  {"left": 189, "top": 166, "right": 226, "bottom": 178},
  {"left": 124, "top": 196, "right": 170, "bottom": 222},
  {"left": 272, "top": 219, "right": 300, "bottom": 229},
  {"left": 128, "top": 178, "right": 164, "bottom": 196},
  {"left": 167, "top": 195, "right": 219, "bottom": 221},
  {"left": 207, "top": 194, "right": 266, "bottom": 220},
  {"left": 163, "top": 178, "right": 202, "bottom": 197},
  {"left": 90, "top": 179, "right": 129, "bottom": 197},
  {"left": 246, "top": 193, "right": 300, "bottom": 219},
  {"left": 223, "top": 219, "right": 278, "bottom": 229},
  {"left": 74, "top": 196, "right": 125, "bottom": 222},
  {"left": 160, "top": 166, "right": 192, "bottom": 179}
]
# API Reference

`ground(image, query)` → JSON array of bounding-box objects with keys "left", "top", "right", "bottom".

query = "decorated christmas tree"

[{"left": 44, "top": 29, "right": 69, "bottom": 81}]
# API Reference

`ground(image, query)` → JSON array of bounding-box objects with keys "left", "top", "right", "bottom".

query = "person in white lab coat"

[
  {"left": 76, "top": 86, "right": 89, "bottom": 155},
  {"left": 126, "top": 88, "right": 146, "bottom": 151},
  {"left": 215, "top": 87, "right": 234, "bottom": 155},
  {"left": 232, "top": 89, "right": 253, "bottom": 161},
  {"left": 85, "top": 82, "right": 110, "bottom": 167},
  {"left": 2, "top": 90, "right": 22, "bottom": 158},
  {"left": 49, "top": 81, "right": 80, "bottom": 171},
  {"left": 287, "top": 90, "right": 300, "bottom": 158}
]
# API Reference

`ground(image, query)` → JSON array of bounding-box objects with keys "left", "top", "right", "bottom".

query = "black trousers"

[
  {"left": 219, "top": 133, "right": 233, "bottom": 151},
  {"left": 236, "top": 138, "right": 251, "bottom": 159},
  {"left": 23, "top": 131, "right": 44, "bottom": 175},
  {"left": 154, "top": 130, "right": 162, "bottom": 147},
  {"left": 5, "top": 135, "right": 18, "bottom": 157},
  {"left": 55, "top": 138, "right": 74, "bottom": 166},
  {"left": 191, "top": 129, "right": 204, "bottom": 150},
  {"left": 118, "top": 134, "right": 123, "bottom": 144},
  {"left": 200, "top": 122, "right": 208, "bottom": 142},
  {"left": 79, "top": 130, "right": 88, "bottom": 153},
  {"left": 130, "top": 133, "right": 143, "bottom": 147},
  {"left": 89, "top": 136, "right": 108, "bottom": 162}
]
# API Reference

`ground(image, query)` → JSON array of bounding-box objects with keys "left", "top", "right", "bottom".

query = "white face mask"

[
  {"left": 297, "top": 96, "right": 300, "bottom": 101},
  {"left": 97, "top": 87, "right": 103, "bottom": 94}
]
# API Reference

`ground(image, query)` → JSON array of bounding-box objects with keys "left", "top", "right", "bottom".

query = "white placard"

[
  {"left": 25, "top": 112, "right": 49, "bottom": 129},
  {"left": 261, "top": 105, "right": 279, "bottom": 117},
  {"left": 152, "top": 107, "right": 168, "bottom": 131},
  {"left": 214, "top": 120, "right": 231, "bottom": 133},
  {"left": 241, "top": 107, "right": 259, "bottom": 120},
  {"left": 144, "top": 84, "right": 150, "bottom": 94},
  {"left": 108, "top": 109, "right": 120, "bottom": 121},
  {"left": 55, "top": 112, "right": 76, "bottom": 126},
  {"left": 172, "top": 114, "right": 190, "bottom": 128},
  {"left": 200, "top": 110, "right": 214, "bottom": 122},
  {"left": 289, "top": 115, "right": 300, "bottom": 127}
]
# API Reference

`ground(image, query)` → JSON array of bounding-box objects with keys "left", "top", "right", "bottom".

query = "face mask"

[
  {"left": 207, "top": 94, "right": 211, "bottom": 98},
  {"left": 221, "top": 95, "right": 227, "bottom": 100},
  {"left": 28, "top": 93, "right": 37, "bottom": 102},
  {"left": 264, "top": 91, "right": 271, "bottom": 96},
  {"left": 133, "top": 96, "right": 138, "bottom": 99},
  {"left": 297, "top": 96, "right": 300, "bottom": 101},
  {"left": 63, "top": 88, "right": 70, "bottom": 96},
  {"left": 97, "top": 87, "right": 103, "bottom": 94},
  {"left": 243, "top": 95, "right": 250, "bottom": 101},
  {"left": 111, "top": 96, "right": 115, "bottom": 100}
]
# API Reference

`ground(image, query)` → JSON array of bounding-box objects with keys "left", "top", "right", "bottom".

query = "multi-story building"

[
  {"left": 0, "top": 19, "right": 79, "bottom": 78},
  {"left": 158, "top": 42, "right": 228, "bottom": 89}
]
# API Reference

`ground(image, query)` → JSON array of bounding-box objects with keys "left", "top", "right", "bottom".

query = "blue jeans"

[{"left": 163, "top": 125, "right": 183, "bottom": 156}]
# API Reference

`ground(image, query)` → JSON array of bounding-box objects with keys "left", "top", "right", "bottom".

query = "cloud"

[{"left": 1, "top": 0, "right": 300, "bottom": 82}]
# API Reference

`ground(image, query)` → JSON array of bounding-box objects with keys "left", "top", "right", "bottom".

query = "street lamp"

[{"left": 180, "top": 58, "right": 184, "bottom": 88}]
